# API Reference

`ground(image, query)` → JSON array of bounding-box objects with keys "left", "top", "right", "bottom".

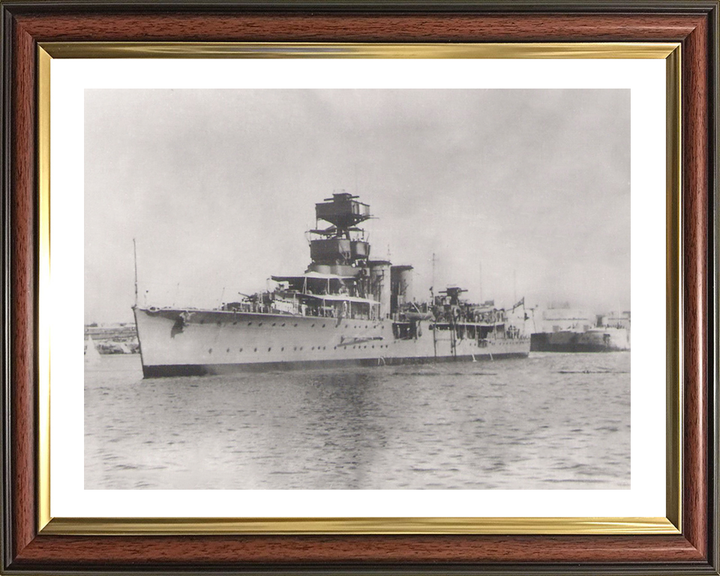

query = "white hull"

[{"left": 134, "top": 307, "right": 530, "bottom": 377}]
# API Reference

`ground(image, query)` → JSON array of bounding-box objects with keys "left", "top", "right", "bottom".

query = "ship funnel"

[
  {"left": 391, "top": 265, "right": 413, "bottom": 313},
  {"left": 369, "top": 260, "right": 391, "bottom": 319}
]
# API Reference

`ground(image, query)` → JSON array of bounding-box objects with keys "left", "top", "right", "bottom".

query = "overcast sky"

[{"left": 85, "top": 89, "right": 630, "bottom": 324}]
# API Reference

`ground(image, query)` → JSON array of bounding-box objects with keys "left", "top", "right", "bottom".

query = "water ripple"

[{"left": 85, "top": 352, "right": 630, "bottom": 490}]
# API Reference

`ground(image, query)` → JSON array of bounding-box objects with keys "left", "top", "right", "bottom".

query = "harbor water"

[{"left": 85, "top": 352, "right": 630, "bottom": 490}]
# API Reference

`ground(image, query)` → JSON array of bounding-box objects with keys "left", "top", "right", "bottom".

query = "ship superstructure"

[{"left": 134, "top": 193, "right": 530, "bottom": 377}]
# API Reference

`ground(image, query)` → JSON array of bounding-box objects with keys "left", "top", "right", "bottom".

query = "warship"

[
  {"left": 133, "top": 193, "right": 530, "bottom": 377},
  {"left": 530, "top": 328, "right": 630, "bottom": 352},
  {"left": 530, "top": 309, "right": 631, "bottom": 352}
]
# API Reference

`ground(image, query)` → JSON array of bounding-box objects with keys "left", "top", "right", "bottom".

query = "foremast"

[{"left": 260, "top": 192, "right": 388, "bottom": 321}]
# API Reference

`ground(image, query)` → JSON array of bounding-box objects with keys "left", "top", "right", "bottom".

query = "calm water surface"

[{"left": 85, "top": 353, "right": 630, "bottom": 489}]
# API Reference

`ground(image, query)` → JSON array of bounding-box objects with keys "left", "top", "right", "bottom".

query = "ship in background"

[
  {"left": 530, "top": 307, "right": 630, "bottom": 353},
  {"left": 134, "top": 192, "right": 530, "bottom": 377}
]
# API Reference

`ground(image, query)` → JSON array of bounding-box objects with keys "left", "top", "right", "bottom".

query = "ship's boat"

[{"left": 134, "top": 193, "right": 530, "bottom": 377}]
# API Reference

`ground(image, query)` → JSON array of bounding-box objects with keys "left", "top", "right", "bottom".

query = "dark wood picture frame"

[{"left": 1, "top": 1, "right": 718, "bottom": 573}]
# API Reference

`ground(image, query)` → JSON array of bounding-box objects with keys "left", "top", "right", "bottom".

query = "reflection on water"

[{"left": 85, "top": 353, "right": 630, "bottom": 489}]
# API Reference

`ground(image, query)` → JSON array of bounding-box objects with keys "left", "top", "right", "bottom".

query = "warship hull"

[
  {"left": 135, "top": 307, "right": 530, "bottom": 378},
  {"left": 530, "top": 328, "right": 630, "bottom": 353}
]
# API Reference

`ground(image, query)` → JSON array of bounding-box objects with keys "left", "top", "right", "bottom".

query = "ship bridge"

[
  {"left": 270, "top": 272, "right": 381, "bottom": 320},
  {"left": 308, "top": 193, "right": 372, "bottom": 272},
  {"left": 271, "top": 270, "right": 363, "bottom": 298},
  {"left": 272, "top": 271, "right": 358, "bottom": 294}
]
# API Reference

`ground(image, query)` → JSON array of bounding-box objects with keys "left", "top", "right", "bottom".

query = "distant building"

[{"left": 84, "top": 323, "right": 139, "bottom": 354}]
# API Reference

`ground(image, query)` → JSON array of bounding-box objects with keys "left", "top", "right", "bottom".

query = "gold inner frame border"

[{"left": 36, "top": 41, "right": 682, "bottom": 536}]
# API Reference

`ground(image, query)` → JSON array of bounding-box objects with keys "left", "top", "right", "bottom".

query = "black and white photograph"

[{"left": 84, "top": 88, "right": 631, "bottom": 491}]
